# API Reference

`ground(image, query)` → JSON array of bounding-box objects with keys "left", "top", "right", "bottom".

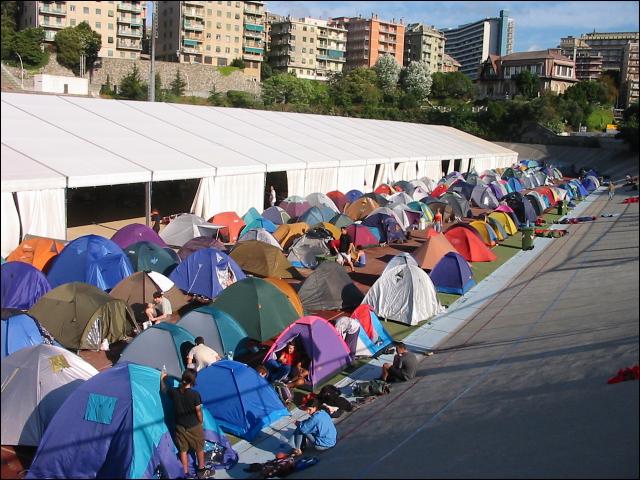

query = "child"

[{"left": 354, "top": 246, "right": 366, "bottom": 267}]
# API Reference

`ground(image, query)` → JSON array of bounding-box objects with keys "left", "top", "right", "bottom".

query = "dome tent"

[
  {"left": 230, "top": 241, "right": 300, "bottom": 279},
  {"left": 429, "top": 252, "right": 476, "bottom": 295},
  {"left": 1, "top": 261, "right": 51, "bottom": 310},
  {"left": 124, "top": 241, "right": 179, "bottom": 276},
  {"left": 1, "top": 309, "right": 59, "bottom": 359},
  {"left": 298, "top": 262, "right": 364, "bottom": 312},
  {"left": 350, "top": 304, "right": 394, "bottom": 357},
  {"left": 110, "top": 223, "right": 167, "bottom": 249}
]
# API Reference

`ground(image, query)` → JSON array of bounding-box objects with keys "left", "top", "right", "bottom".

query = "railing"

[
  {"left": 117, "top": 41, "right": 142, "bottom": 50},
  {"left": 117, "top": 3, "right": 143, "bottom": 13},
  {"left": 39, "top": 5, "right": 66, "bottom": 15},
  {"left": 245, "top": 23, "right": 264, "bottom": 32},
  {"left": 182, "top": 46, "right": 202, "bottom": 54},
  {"left": 183, "top": 8, "right": 204, "bottom": 18},
  {"left": 40, "top": 21, "right": 65, "bottom": 28},
  {"left": 183, "top": 21, "right": 204, "bottom": 31},
  {"left": 118, "top": 28, "right": 142, "bottom": 38}
]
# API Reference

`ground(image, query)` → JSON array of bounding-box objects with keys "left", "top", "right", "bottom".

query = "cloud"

[{"left": 527, "top": 44, "right": 541, "bottom": 52}]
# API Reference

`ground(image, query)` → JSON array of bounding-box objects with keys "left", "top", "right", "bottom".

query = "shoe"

[
  {"left": 196, "top": 467, "right": 214, "bottom": 479},
  {"left": 290, "top": 448, "right": 303, "bottom": 457}
]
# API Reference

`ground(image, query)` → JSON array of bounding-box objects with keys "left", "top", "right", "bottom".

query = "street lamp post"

[{"left": 15, "top": 52, "right": 24, "bottom": 89}]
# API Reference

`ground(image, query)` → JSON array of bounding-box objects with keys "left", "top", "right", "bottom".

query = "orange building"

[{"left": 330, "top": 14, "right": 404, "bottom": 70}]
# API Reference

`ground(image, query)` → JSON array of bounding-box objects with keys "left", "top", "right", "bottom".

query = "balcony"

[
  {"left": 40, "top": 21, "right": 66, "bottom": 29},
  {"left": 117, "top": 40, "right": 142, "bottom": 50},
  {"left": 244, "top": 29, "right": 263, "bottom": 39},
  {"left": 39, "top": 5, "right": 66, "bottom": 15},
  {"left": 244, "top": 46, "right": 263, "bottom": 55},
  {"left": 118, "top": 28, "right": 142, "bottom": 38},
  {"left": 117, "top": 2, "right": 143, "bottom": 13},
  {"left": 184, "top": 0, "right": 205, "bottom": 5},
  {"left": 183, "top": 21, "right": 204, "bottom": 31},
  {"left": 183, "top": 8, "right": 204, "bottom": 19},
  {"left": 244, "top": 23, "right": 264, "bottom": 32},
  {"left": 182, "top": 46, "right": 202, "bottom": 54},
  {"left": 183, "top": 38, "right": 202, "bottom": 47}
]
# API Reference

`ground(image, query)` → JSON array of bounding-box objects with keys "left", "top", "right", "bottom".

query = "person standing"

[
  {"left": 380, "top": 342, "right": 418, "bottom": 383},
  {"left": 151, "top": 209, "right": 162, "bottom": 234},
  {"left": 187, "top": 337, "right": 222, "bottom": 371},
  {"left": 161, "top": 369, "right": 212, "bottom": 479},
  {"left": 290, "top": 398, "right": 337, "bottom": 456},
  {"left": 269, "top": 185, "right": 277, "bottom": 207},
  {"left": 153, "top": 291, "right": 173, "bottom": 322},
  {"left": 433, "top": 209, "right": 443, "bottom": 233},
  {"left": 608, "top": 181, "right": 616, "bottom": 200}
]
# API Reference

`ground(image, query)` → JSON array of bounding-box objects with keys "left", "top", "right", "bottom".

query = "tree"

[
  {"left": 154, "top": 72, "right": 164, "bottom": 101},
  {"left": 169, "top": 69, "right": 186, "bottom": 97},
  {"left": 1, "top": 1, "right": 19, "bottom": 61},
  {"left": 374, "top": 54, "right": 400, "bottom": 94},
  {"left": 100, "top": 74, "right": 116, "bottom": 97},
  {"left": 330, "top": 68, "right": 382, "bottom": 108},
  {"left": 117, "top": 63, "right": 147, "bottom": 100},
  {"left": 230, "top": 58, "right": 246, "bottom": 68},
  {"left": 616, "top": 102, "right": 639, "bottom": 152},
  {"left": 563, "top": 80, "right": 611, "bottom": 106},
  {"left": 226, "top": 90, "right": 257, "bottom": 108},
  {"left": 54, "top": 21, "right": 101, "bottom": 74},
  {"left": 208, "top": 85, "right": 225, "bottom": 106},
  {"left": 261, "top": 73, "right": 306, "bottom": 105},
  {"left": 513, "top": 71, "right": 539, "bottom": 99},
  {"left": 8, "top": 27, "right": 48, "bottom": 67},
  {"left": 401, "top": 61, "right": 432, "bottom": 103},
  {"left": 430, "top": 71, "right": 475, "bottom": 100},
  {"left": 260, "top": 62, "right": 273, "bottom": 81}
]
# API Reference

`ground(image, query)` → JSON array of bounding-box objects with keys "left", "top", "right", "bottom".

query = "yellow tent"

[
  {"left": 488, "top": 212, "right": 518, "bottom": 235},
  {"left": 318, "top": 222, "right": 341, "bottom": 239},
  {"left": 273, "top": 222, "right": 309, "bottom": 250},
  {"left": 344, "top": 197, "right": 379, "bottom": 221},
  {"left": 469, "top": 221, "right": 498, "bottom": 247}
]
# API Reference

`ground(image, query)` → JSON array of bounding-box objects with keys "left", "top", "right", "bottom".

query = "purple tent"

[
  {"left": 279, "top": 196, "right": 312, "bottom": 220},
  {"left": 177, "top": 236, "right": 226, "bottom": 262},
  {"left": 262, "top": 316, "right": 352, "bottom": 390},
  {"left": 1, "top": 262, "right": 51, "bottom": 310},
  {"left": 429, "top": 252, "right": 476, "bottom": 295},
  {"left": 111, "top": 223, "right": 167, "bottom": 249}
]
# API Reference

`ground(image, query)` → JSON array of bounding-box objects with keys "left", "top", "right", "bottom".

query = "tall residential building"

[
  {"left": 155, "top": 1, "right": 264, "bottom": 79},
  {"left": 559, "top": 36, "right": 603, "bottom": 81},
  {"left": 331, "top": 15, "right": 405, "bottom": 70},
  {"left": 19, "top": 1, "right": 146, "bottom": 60},
  {"left": 264, "top": 12, "right": 284, "bottom": 55},
  {"left": 578, "top": 32, "right": 639, "bottom": 73},
  {"left": 622, "top": 41, "right": 639, "bottom": 108},
  {"left": 442, "top": 9, "right": 514, "bottom": 80},
  {"left": 442, "top": 53, "right": 461, "bottom": 73},
  {"left": 268, "top": 16, "right": 347, "bottom": 81},
  {"left": 403, "top": 23, "right": 445, "bottom": 72}
]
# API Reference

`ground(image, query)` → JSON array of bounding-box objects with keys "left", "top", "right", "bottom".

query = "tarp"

[
  {"left": 177, "top": 306, "right": 249, "bottom": 359},
  {"left": 1, "top": 310, "right": 56, "bottom": 359},
  {"left": 209, "top": 212, "right": 246, "bottom": 244},
  {"left": 329, "top": 214, "right": 355, "bottom": 228},
  {"left": 444, "top": 225, "right": 497, "bottom": 262},
  {"left": 429, "top": 252, "right": 476, "bottom": 295},
  {"left": 176, "top": 236, "right": 225, "bottom": 262},
  {"left": 29, "top": 282, "right": 138, "bottom": 350},
  {"left": 213, "top": 277, "right": 299, "bottom": 342},
  {"left": 169, "top": 248, "right": 246, "bottom": 299},
  {"left": 1, "top": 344, "right": 98, "bottom": 446},
  {"left": 124, "top": 241, "right": 179, "bottom": 276},
  {"left": 46, "top": 235, "right": 133, "bottom": 291},
  {"left": 263, "top": 316, "right": 352, "bottom": 389},
  {"left": 160, "top": 214, "right": 216, "bottom": 248},
  {"left": 110, "top": 224, "right": 167, "bottom": 249},
  {"left": 230, "top": 241, "right": 300, "bottom": 279},
  {"left": 350, "top": 304, "right": 394, "bottom": 357},
  {"left": 25, "top": 362, "right": 237, "bottom": 479},
  {"left": 411, "top": 232, "right": 458, "bottom": 270},
  {"left": 287, "top": 234, "right": 332, "bottom": 269},
  {"left": 298, "top": 262, "right": 364, "bottom": 311},
  {"left": 194, "top": 360, "right": 289, "bottom": 441},
  {"left": 6, "top": 236, "right": 64, "bottom": 271},
  {"left": 362, "top": 264, "right": 444, "bottom": 325},
  {"left": 1, "top": 261, "right": 51, "bottom": 310}
]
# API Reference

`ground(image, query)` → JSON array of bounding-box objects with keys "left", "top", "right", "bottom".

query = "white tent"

[
  {"left": 382, "top": 252, "right": 419, "bottom": 274},
  {"left": 362, "top": 264, "right": 444, "bottom": 325},
  {"left": 236, "top": 228, "right": 282, "bottom": 250},
  {"left": 1, "top": 344, "right": 98, "bottom": 446},
  {"left": 159, "top": 213, "right": 213, "bottom": 247}
]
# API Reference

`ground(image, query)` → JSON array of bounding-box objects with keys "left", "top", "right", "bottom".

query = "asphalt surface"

[{"left": 292, "top": 188, "right": 639, "bottom": 479}]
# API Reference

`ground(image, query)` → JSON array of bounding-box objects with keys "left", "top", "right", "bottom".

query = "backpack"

[
  {"left": 273, "top": 381, "right": 293, "bottom": 405},
  {"left": 319, "top": 385, "right": 353, "bottom": 412},
  {"left": 352, "top": 379, "right": 390, "bottom": 397}
]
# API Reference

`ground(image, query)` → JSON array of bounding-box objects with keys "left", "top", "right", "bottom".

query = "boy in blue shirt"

[{"left": 290, "top": 398, "right": 337, "bottom": 456}]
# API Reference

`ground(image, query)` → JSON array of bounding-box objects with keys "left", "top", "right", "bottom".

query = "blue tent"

[
  {"left": 570, "top": 179, "right": 589, "bottom": 198},
  {"left": 507, "top": 177, "right": 523, "bottom": 193},
  {"left": 362, "top": 213, "right": 405, "bottom": 243},
  {"left": 299, "top": 206, "right": 335, "bottom": 225},
  {"left": 177, "top": 306, "right": 249, "bottom": 359},
  {"left": 169, "top": 248, "right": 245, "bottom": 299},
  {"left": 242, "top": 207, "right": 262, "bottom": 226},
  {"left": 351, "top": 305, "right": 394, "bottom": 357},
  {"left": 194, "top": 360, "right": 290, "bottom": 441},
  {"left": 582, "top": 176, "right": 598, "bottom": 193},
  {"left": 240, "top": 217, "right": 277, "bottom": 236},
  {"left": 46, "top": 235, "right": 133, "bottom": 291},
  {"left": 429, "top": 252, "right": 476, "bottom": 295},
  {"left": 25, "top": 362, "right": 237, "bottom": 479},
  {"left": 1, "top": 311, "right": 58, "bottom": 359},
  {"left": 1, "top": 262, "right": 51, "bottom": 310},
  {"left": 345, "top": 189, "right": 364, "bottom": 203}
]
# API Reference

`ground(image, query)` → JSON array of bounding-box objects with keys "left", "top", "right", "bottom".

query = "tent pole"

[
  {"left": 145, "top": 181, "right": 152, "bottom": 227},
  {"left": 64, "top": 187, "right": 68, "bottom": 241}
]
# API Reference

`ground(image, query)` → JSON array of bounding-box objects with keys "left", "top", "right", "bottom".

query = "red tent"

[
  {"left": 374, "top": 184, "right": 395, "bottom": 195},
  {"left": 351, "top": 304, "right": 375, "bottom": 340},
  {"left": 209, "top": 212, "right": 245, "bottom": 243},
  {"left": 444, "top": 225, "right": 497, "bottom": 262},
  {"left": 534, "top": 186, "right": 557, "bottom": 206},
  {"left": 326, "top": 190, "right": 348, "bottom": 213},
  {"left": 431, "top": 184, "right": 448, "bottom": 198},
  {"left": 346, "top": 224, "right": 379, "bottom": 247}
]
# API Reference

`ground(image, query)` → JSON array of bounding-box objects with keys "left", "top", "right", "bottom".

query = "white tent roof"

[{"left": 1, "top": 92, "right": 517, "bottom": 192}]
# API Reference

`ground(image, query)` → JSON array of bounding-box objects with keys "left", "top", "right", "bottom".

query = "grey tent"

[
  {"left": 440, "top": 192, "right": 472, "bottom": 219},
  {"left": 298, "top": 262, "right": 364, "bottom": 311},
  {"left": 287, "top": 235, "right": 331, "bottom": 269},
  {"left": 471, "top": 185, "right": 500, "bottom": 209},
  {"left": 236, "top": 228, "right": 282, "bottom": 250},
  {"left": 160, "top": 214, "right": 217, "bottom": 247},
  {"left": 1, "top": 344, "right": 98, "bottom": 446}
]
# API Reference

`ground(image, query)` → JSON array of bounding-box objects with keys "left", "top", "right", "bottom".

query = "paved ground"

[{"left": 290, "top": 188, "right": 639, "bottom": 479}]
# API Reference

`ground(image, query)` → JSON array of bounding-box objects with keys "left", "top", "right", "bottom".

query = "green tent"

[
  {"left": 213, "top": 277, "right": 299, "bottom": 342},
  {"left": 28, "top": 282, "right": 138, "bottom": 350},
  {"left": 230, "top": 240, "right": 301, "bottom": 279},
  {"left": 124, "top": 241, "right": 179, "bottom": 276}
]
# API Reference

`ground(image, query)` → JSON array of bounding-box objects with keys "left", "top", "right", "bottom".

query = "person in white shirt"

[
  {"left": 269, "top": 185, "right": 277, "bottom": 207},
  {"left": 333, "top": 316, "right": 361, "bottom": 360},
  {"left": 153, "top": 291, "right": 173, "bottom": 322},
  {"left": 186, "top": 337, "right": 221, "bottom": 371}
]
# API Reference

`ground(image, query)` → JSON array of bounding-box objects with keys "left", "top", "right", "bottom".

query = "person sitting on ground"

[
  {"left": 290, "top": 398, "right": 337, "bottom": 457},
  {"left": 144, "top": 302, "right": 162, "bottom": 327},
  {"left": 380, "top": 342, "right": 418, "bottom": 383},
  {"left": 153, "top": 291, "right": 173, "bottom": 322},
  {"left": 161, "top": 368, "right": 212, "bottom": 479},
  {"left": 264, "top": 343, "right": 297, "bottom": 383},
  {"left": 330, "top": 227, "right": 356, "bottom": 272},
  {"left": 187, "top": 336, "right": 221, "bottom": 371},
  {"left": 354, "top": 245, "right": 366, "bottom": 267},
  {"left": 285, "top": 350, "right": 310, "bottom": 389}
]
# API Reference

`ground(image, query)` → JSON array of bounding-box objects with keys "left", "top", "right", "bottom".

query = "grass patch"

[
  {"left": 217, "top": 66, "right": 240, "bottom": 76},
  {"left": 586, "top": 108, "right": 614, "bottom": 132}
]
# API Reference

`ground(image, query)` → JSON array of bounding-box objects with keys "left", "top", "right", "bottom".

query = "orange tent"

[
  {"left": 209, "top": 212, "right": 245, "bottom": 243},
  {"left": 344, "top": 197, "right": 379, "bottom": 221},
  {"left": 319, "top": 222, "right": 341, "bottom": 239},
  {"left": 273, "top": 222, "right": 309, "bottom": 250},
  {"left": 264, "top": 277, "right": 304, "bottom": 316},
  {"left": 7, "top": 237, "right": 65, "bottom": 271},
  {"left": 412, "top": 232, "right": 458, "bottom": 270},
  {"left": 444, "top": 225, "right": 497, "bottom": 262}
]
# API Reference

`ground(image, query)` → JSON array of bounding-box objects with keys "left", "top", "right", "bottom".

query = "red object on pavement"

[
  {"left": 607, "top": 365, "right": 640, "bottom": 384},
  {"left": 622, "top": 196, "right": 639, "bottom": 204}
]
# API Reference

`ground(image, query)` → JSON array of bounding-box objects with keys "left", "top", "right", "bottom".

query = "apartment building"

[
  {"left": 331, "top": 15, "right": 405, "bottom": 70},
  {"left": 622, "top": 41, "right": 639, "bottom": 108},
  {"left": 442, "top": 53, "right": 461, "bottom": 73},
  {"left": 443, "top": 10, "right": 514, "bottom": 80},
  {"left": 403, "top": 23, "right": 445, "bottom": 72},
  {"left": 155, "top": 1, "right": 264, "bottom": 79},
  {"left": 264, "top": 12, "right": 284, "bottom": 55},
  {"left": 476, "top": 49, "right": 578, "bottom": 99},
  {"left": 559, "top": 36, "right": 603, "bottom": 81},
  {"left": 579, "top": 32, "right": 639, "bottom": 73},
  {"left": 268, "top": 16, "right": 347, "bottom": 81},
  {"left": 19, "top": 1, "right": 146, "bottom": 59}
]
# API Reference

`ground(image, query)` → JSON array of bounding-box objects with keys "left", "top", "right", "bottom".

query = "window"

[
  {"left": 96, "top": 8, "right": 101, "bottom": 14},
  {"left": 108, "top": 36, "right": 114, "bottom": 44},
  {"left": 108, "top": 50, "right": 113, "bottom": 57},
  {"left": 303, "top": 37, "right": 307, "bottom": 42},
  {"left": 95, "top": 22, "right": 101, "bottom": 29},
  {"left": 120, "top": 51, "right": 125, "bottom": 58},
  {"left": 108, "top": 10, "right": 114, "bottom": 17},
  {"left": 225, "top": 47, "right": 230, "bottom": 53},
  {"left": 207, "top": 21, "right": 212, "bottom": 27},
  {"left": 216, "top": 46, "right": 221, "bottom": 52},
  {"left": 290, "top": 34, "right": 295, "bottom": 40},
  {"left": 236, "top": 1, "right": 241, "bottom": 7},
  {"left": 226, "top": 23, "right": 231, "bottom": 30},
  {"left": 70, "top": 19, "right": 76, "bottom": 26},
  {"left": 309, "top": 38, "right": 314, "bottom": 43},
  {"left": 207, "top": 33, "right": 212, "bottom": 38},
  {"left": 70, "top": 5, "right": 76, "bottom": 12},
  {"left": 234, "top": 36, "right": 239, "bottom": 43},
  {"left": 234, "top": 25, "right": 239, "bottom": 31},
  {"left": 227, "top": 1, "right": 231, "bottom": 5},
  {"left": 302, "top": 47, "right": 306, "bottom": 53},
  {"left": 234, "top": 48, "right": 239, "bottom": 53},
  {"left": 217, "top": 10, "right": 221, "bottom": 16},
  {"left": 302, "top": 58, "right": 306, "bottom": 64},
  {"left": 226, "top": 11, "right": 231, "bottom": 18},
  {"left": 130, "top": 52, "right": 136, "bottom": 58},
  {"left": 207, "top": 9, "right": 212, "bottom": 15},
  {"left": 309, "top": 49, "right": 313, "bottom": 54},
  {"left": 234, "top": 13, "right": 240, "bottom": 19},
  {"left": 83, "top": 7, "right": 89, "bottom": 14},
  {"left": 226, "top": 35, "right": 230, "bottom": 42},
  {"left": 206, "top": 45, "right": 211, "bottom": 51},
  {"left": 303, "top": 26, "right": 307, "bottom": 31},
  {"left": 216, "top": 22, "right": 222, "bottom": 28},
  {"left": 215, "top": 33, "right": 221, "bottom": 40}
]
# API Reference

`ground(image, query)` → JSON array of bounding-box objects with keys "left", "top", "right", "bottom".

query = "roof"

[
  {"left": 500, "top": 49, "right": 575, "bottom": 63},
  {"left": 443, "top": 53, "right": 462, "bottom": 67},
  {"left": 1, "top": 92, "right": 517, "bottom": 193}
]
